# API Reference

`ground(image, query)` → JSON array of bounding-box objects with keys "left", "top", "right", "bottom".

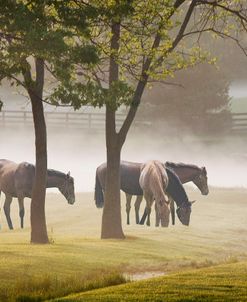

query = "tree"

[
  {"left": 140, "top": 63, "right": 232, "bottom": 135},
  {"left": 0, "top": 1, "right": 97, "bottom": 243},
  {"left": 49, "top": 1, "right": 247, "bottom": 239}
]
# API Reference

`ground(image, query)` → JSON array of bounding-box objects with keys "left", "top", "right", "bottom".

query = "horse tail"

[{"left": 94, "top": 171, "right": 104, "bottom": 208}]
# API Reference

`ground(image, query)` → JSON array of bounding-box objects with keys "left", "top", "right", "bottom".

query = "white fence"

[{"left": 0, "top": 110, "right": 147, "bottom": 130}]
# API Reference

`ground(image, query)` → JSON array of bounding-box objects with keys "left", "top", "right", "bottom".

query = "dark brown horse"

[
  {"left": 0, "top": 159, "right": 75, "bottom": 230},
  {"left": 95, "top": 161, "right": 208, "bottom": 225}
]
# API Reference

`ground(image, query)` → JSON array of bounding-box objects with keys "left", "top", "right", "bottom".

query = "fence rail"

[
  {"left": 231, "top": 113, "right": 247, "bottom": 133},
  {"left": 1, "top": 110, "right": 247, "bottom": 134},
  {"left": 0, "top": 110, "right": 147, "bottom": 130}
]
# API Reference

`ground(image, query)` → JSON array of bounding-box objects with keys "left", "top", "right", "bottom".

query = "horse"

[
  {"left": 95, "top": 160, "right": 195, "bottom": 226},
  {"left": 139, "top": 167, "right": 195, "bottom": 226},
  {"left": 0, "top": 159, "right": 75, "bottom": 230},
  {"left": 166, "top": 162, "right": 208, "bottom": 196},
  {"left": 95, "top": 160, "right": 208, "bottom": 225},
  {"left": 139, "top": 161, "right": 170, "bottom": 227}
]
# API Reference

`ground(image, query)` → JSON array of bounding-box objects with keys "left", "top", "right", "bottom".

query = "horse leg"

[
  {"left": 139, "top": 193, "right": 152, "bottom": 225},
  {"left": 170, "top": 197, "right": 175, "bottom": 225},
  {"left": 134, "top": 195, "right": 143, "bottom": 224},
  {"left": 146, "top": 205, "right": 152, "bottom": 226},
  {"left": 155, "top": 203, "right": 160, "bottom": 227},
  {"left": 146, "top": 197, "right": 153, "bottom": 227},
  {"left": 3, "top": 195, "right": 13, "bottom": 230},
  {"left": 139, "top": 207, "right": 148, "bottom": 225},
  {"left": 18, "top": 197, "right": 25, "bottom": 229},
  {"left": 125, "top": 193, "right": 132, "bottom": 225}
]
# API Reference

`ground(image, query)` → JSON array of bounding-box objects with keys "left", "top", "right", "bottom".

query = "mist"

[{"left": 0, "top": 122, "right": 246, "bottom": 192}]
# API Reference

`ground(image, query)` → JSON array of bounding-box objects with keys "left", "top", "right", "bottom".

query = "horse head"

[
  {"left": 156, "top": 199, "right": 170, "bottom": 227},
  {"left": 192, "top": 167, "right": 209, "bottom": 195},
  {"left": 176, "top": 200, "right": 195, "bottom": 226},
  {"left": 59, "top": 172, "right": 75, "bottom": 205}
]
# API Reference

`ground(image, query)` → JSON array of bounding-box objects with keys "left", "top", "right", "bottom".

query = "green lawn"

[
  {"left": 0, "top": 188, "right": 247, "bottom": 301},
  {"left": 51, "top": 261, "right": 247, "bottom": 302}
]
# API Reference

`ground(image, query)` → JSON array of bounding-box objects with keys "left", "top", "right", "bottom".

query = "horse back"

[
  {"left": 96, "top": 161, "right": 143, "bottom": 195},
  {"left": 120, "top": 161, "right": 143, "bottom": 195}
]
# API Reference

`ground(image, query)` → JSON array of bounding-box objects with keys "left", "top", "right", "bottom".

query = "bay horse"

[
  {"left": 139, "top": 161, "right": 170, "bottom": 227},
  {"left": 95, "top": 161, "right": 195, "bottom": 226},
  {"left": 0, "top": 159, "right": 75, "bottom": 230}
]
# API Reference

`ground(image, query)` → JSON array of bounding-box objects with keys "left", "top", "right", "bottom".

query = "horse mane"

[
  {"left": 47, "top": 169, "right": 67, "bottom": 179},
  {"left": 140, "top": 161, "right": 168, "bottom": 201},
  {"left": 165, "top": 161, "right": 201, "bottom": 171},
  {"left": 165, "top": 167, "right": 190, "bottom": 207}
]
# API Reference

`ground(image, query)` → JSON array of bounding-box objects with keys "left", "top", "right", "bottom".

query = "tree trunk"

[
  {"left": 30, "top": 93, "right": 49, "bottom": 244},
  {"left": 101, "top": 21, "right": 125, "bottom": 239},
  {"left": 22, "top": 58, "right": 49, "bottom": 244},
  {"left": 101, "top": 106, "right": 125, "bottom": 239}
]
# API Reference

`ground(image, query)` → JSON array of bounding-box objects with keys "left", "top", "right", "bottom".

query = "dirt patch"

[{"left": 124, "top": 271, "right": 166, "bottom": 281}]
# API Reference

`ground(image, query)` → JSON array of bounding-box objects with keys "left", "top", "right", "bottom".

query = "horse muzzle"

[
  {"left": 202, "top": 189, "right": 209, "bottom": 195},
  {"left": 68, "top": 198, "right": 75, "bottom": 205}
]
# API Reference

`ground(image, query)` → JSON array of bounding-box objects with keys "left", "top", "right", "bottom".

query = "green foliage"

[
  {"left": 1, "top": 0, "right": 247, "bottom": 113},
  {"left": 0, "top": 1, "right": 99, "bottom": 100},
  {"left": 70, "top": 45, "right": 99, "bottom": 65},
  {"left": 50, "top": 80, "right": 134, "bottom": 110}
]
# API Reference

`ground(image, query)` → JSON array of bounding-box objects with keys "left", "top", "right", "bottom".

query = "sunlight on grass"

[
  {"left": 0, "top": 188, "right": 247, "bottom": 301},
  {"left": 51, "top": 262, "right": 247, "bottom": 302}
]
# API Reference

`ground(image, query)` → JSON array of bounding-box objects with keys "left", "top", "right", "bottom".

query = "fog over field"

[{"left": 0, "top": 123, "right": 246, "bottom": 192}]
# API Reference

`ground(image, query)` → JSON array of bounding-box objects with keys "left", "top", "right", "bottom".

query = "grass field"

[
  {"left": 1, "top": 187, "right": 247, "bottom": 301},
  {"left": 51, "top": 261, "right": 247, "bottom": 302}
]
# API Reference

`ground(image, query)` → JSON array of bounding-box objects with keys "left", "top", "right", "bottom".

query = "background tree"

[
  {"left": 0, "top": 1, "right": 98, "bottom": 243},
  {"left": 49, "top": 0, "right": 247, "bottom": 239},
  {"left": 140, "top": 63, "right": 232, "bottom": 136}
]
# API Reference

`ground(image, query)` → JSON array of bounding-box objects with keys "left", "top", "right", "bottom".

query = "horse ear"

[
  {"left": 190, "top": 200, "right": 196, "bottom": 205},
  {"left": 67, "top": 171, "right": 70, "bottom": 177},
  {"left": 202, "top": 167, "right": 206, "bottom": 173}
]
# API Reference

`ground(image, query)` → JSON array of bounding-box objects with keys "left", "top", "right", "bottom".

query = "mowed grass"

[
  {"left": 0, "top": 187, "right": 247, "bottom": 301},
  {"left": 51, "top": 261, "right": 247, "bottom": 302}
]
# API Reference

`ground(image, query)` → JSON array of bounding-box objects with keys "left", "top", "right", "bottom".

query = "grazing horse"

[
  {"left": 95, "top": 161, "right": 195, "bottom": 226},
  {"left": 139, "top": 161, "right": 170, "bottom": 227},
  {"left": 0, "top": 159, "right": 75, "bottom": 230},
  {"left": 95, "top": 160, "right": 208, "bottom": 225},
  {"left": 139, "top": 167, "right": 195, "bottom": 226},
  {"left": 166, "top": 162, "right": 208, "bottom": 196}
]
